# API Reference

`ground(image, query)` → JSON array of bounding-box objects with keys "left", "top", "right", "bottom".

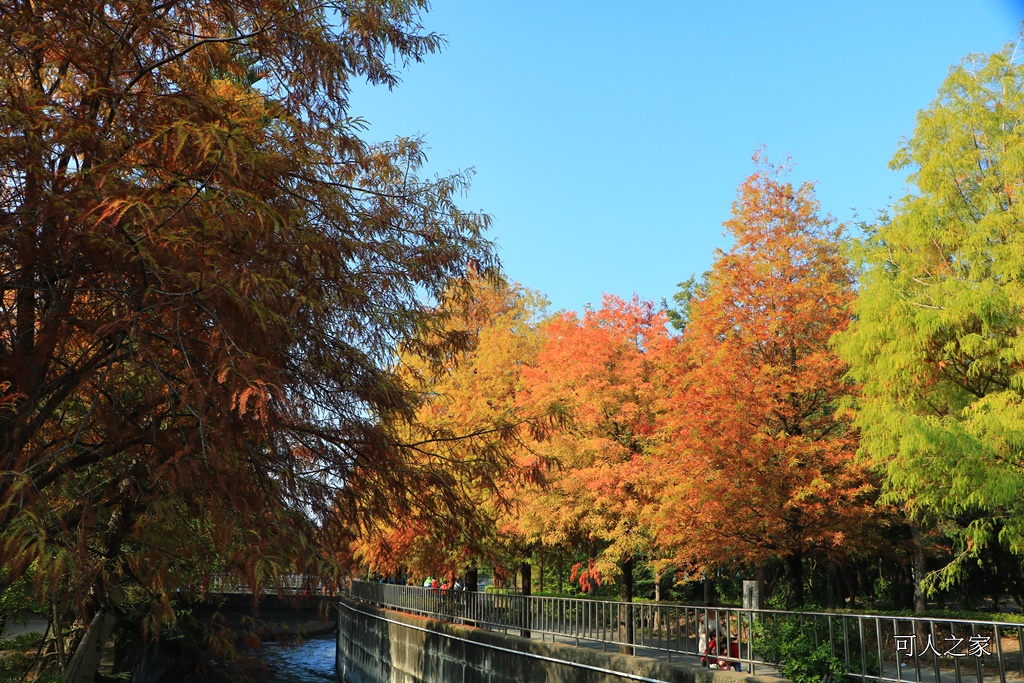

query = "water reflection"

[{"left": 255, "top": 635, "right": 335, "bottom": 682}]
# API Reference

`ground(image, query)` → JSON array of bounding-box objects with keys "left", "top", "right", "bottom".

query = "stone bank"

[{"left": 337, "top": 598, "right": 778, "bottom": 683}]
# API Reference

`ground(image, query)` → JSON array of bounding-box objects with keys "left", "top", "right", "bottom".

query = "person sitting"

[
  {"left": 702, "top": 631, "right": 741, "bottom": 672},
  {"left": 698, "top": 612, "right": 718, "bottom": 660}
]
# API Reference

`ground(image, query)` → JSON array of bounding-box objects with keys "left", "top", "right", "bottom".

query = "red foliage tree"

[
  {"left": 516, "top": 295, "right": 672, "bottom": 610},
  {"left": 655, "top": 156, "right": 878, "bottom": 607}
]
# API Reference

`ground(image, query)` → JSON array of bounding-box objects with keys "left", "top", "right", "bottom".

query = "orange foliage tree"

[
  {"left": 352, "top": 277, "right": 551, "bottom": 585},
  {"left": 515, "top": 295, "right": 672, "bottom": 606},
  {"left": 655, "top": 157, "right": 878, "bottom": 607}
]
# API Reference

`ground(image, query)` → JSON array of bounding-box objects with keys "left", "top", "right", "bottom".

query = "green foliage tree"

[
  {"left": 837, "top": 41, "right": 1024, "bottom": 590},
  {"left": 662, "top": 272, "right": 708, "bottom": 333}
]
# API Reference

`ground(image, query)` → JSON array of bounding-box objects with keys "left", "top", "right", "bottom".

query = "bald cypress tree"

[{"left": 838, "top": 42, "right": 1024, "bottom": 592}]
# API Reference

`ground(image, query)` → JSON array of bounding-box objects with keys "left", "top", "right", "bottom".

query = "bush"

[
  {"left": 0, "top": 633, "right": 59, "bottom": 683},
  {"left": 754, "top": 616, "right": 845, "bottom": 683},
  {"left": 872, "top": 576, "right": 895, "bottom": 609}
]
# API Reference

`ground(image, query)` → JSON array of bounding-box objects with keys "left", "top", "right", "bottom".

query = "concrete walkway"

[
  {"left": 527, "top": 630, "right": 786, "bottom": 678},
  {"left": 524, "top": 629, "right": 1024, "bottom": 683}
]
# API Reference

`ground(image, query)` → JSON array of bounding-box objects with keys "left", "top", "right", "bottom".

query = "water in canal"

[{"left": 252, "top": 634, "right": 336, "bottom": 682}]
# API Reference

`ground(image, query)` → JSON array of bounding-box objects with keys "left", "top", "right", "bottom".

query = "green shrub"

[
  {"left": 766, "top": 583, "right": 788, "bottom": 610},
  {"left": 845, "top": 637, "right": 882, "bottom": 677},
  {"left": 754, "top": 616, "right": 845, "bottom": 683},
  {"left": 872, "top": 576, "right": 895, "bottom": 609}
]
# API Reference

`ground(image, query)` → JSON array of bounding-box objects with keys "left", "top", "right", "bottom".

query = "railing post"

[{"left": 520, "top": 593, "right": 531, "bottom": 639}]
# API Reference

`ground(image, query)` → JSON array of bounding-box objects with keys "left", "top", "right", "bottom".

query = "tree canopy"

[
  {"left": 515, "top": 295, "right": 671, "bottom": 601},
  {"left": 656, "top": 157, "right": 877, "bottom": 607},
  {"left": 838, "top": 43, "right": 1024, "bottom": 587},
  {"left": 0, "top": 0, "right": 499, "bottom": 677},
  {"left": 352, "top": 276, "right": 551, "bottom": 579}
]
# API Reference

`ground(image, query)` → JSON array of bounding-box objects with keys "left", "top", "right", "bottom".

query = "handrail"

[
  {"left": 340, "top": 600, "right": 673, "bottom": 683},
  {"left": 206, "top": 574, "right": 335, "bottom": 595},
  {"left": 348, "top": 580, "right": 1024, "bottom": 683}
]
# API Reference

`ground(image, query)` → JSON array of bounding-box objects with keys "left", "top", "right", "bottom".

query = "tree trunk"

[
  {"left": 856, "top": 566, "right": 869, "bottom": 607},
  {"left": 619, "top": 557, "right": 634, "bottom": 654},
  {"left": 653, "top": 569, "right": 662, "bottom": 631},
  {"left": 826, "top": 561, "right": 836, "bottom": 609},
  {"left": 703, "top": 572, "right": 714, "bottom": 606},
  {"left": 756, "top": 565, "right": 767, "bottom": 609},
  {"left": 465, "top": 564, "right": 479, "bottom": 628},
  {"left": 911, "top": 524, "right": 927, "bottom": 613},
  {"left": 53, "top": 599, "right": 66, "bottom": 668},
  {"left": 557, "top": 554, "right": 563, "bottom": 595},
  {"left": 60, "top": 609, "right": 117, "bottom": 683},
  {"left": 520, "top": 559, "right": 532, "bottom": 638},
  {"left": 900, "top": 563, "right": 915, "bottom": 610},
  {"left": 785, "top": 552, "right": 804, "bottom": 608},
  {"left": 832, "top": 563, "right": 847, "bottom": 606},
  {"left": 538, "top": 551, "right": 544, "bottom": 593},
  {"left": 838, "top": 564, "right": 857, "bottom": 608}
]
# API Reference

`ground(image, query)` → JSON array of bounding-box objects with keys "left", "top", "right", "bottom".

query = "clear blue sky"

[{"left": 349, "top": 1, "right": 1024, "bottom": 315}]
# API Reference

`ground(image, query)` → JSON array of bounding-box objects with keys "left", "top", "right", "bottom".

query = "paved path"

[
  {"left": 521, "top": 629, "right": 1024, "bottom": 683},
  {"left": 525, "top": 629, "right": 785, "bottom": 678},
  {"left": 1, "top": 612, "right": 48, "bottom": 639}
]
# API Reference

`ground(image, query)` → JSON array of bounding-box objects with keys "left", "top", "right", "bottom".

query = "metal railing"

[
  {"left": 349, "top": 581, "right": 1024, "bottom": 683},
  {"left": 207, "top": 574, "right": 335, "bottom": 595}
]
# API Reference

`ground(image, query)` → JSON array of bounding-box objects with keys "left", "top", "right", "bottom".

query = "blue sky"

[{"left": 350, "top": 1, "right": 1023, "bottom": 315}]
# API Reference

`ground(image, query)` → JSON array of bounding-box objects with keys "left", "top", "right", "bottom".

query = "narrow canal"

[{"left": 252, "top": 634, "right": 336, "bottom": 682}]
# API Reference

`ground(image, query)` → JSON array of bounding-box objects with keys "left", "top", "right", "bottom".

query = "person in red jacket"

[{"left": 702, "top": 631, "right": 741, "bottom": 671}]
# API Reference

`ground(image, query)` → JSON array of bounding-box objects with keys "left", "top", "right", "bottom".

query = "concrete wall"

[{"left": 337, "top": 598, "right": 776, "bottom": 683}]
